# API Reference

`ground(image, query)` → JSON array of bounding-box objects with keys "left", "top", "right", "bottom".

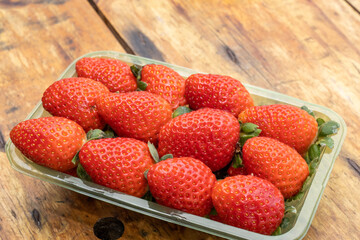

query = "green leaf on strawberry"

[
  {"left": 86, "top": 129, "right": 107, "bottom": 141},
  {"left": 272, "top": 226, "right": 282, "bottom": 236},
  {"left": 172, "top": 106, "right": 192, "bottom": 118},
  {"left": 130, "top": 64, "right": 142, "bottom": 81},
  {"left": 316, "top": 117, "right": 326, "bottom": 127},
  {"left": 71, "top": 151, "right": 80, "bottom": 165},
  {"left": 318, "top": 120, "right": 340, "bottom": 137},
  {"left": 160, "top": 154, "right": 173, "bottom": 161},
  {"left": 308, "top": 144, "right": 321, "bottom": 162},
  {"left": 231, "top": 154, "right": 243, "bottom": 168},
  {"left": 142, "top": 190, "right": 154, "bottom": 202},
  {"left": 137, "top": 81, "right": 148, "bottom": 91},
  {"left": 285, "top": 205, "right": 297, "bottom": 215},
  {"left": 148, "top": 142, "right": 160, "bottom": 163},
  {"left": 316, "top": 136, "right": 334, "bottom": 149},
  {"left": 77, "top": 163, "right": 92, "bottom": 182},
  {"left": 239, "top": 123, "right": 261, "bottom": 146},
  {"left": 240, "top": 122, "right": 259, "bottom": 133},
  {"left": 301, "top": 105, "right": 315, "bottom": 117},
  {"left": 130, "top": 65, "right": 148, "bottom": 91}
]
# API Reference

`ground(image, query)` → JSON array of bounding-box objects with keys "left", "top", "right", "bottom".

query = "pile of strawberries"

[{"left": 10, "top": 57, "right": 335, "bottom": 236}]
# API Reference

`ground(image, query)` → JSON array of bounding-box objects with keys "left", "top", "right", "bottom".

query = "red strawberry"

[
  {"left": 185, "top": 74, "right": 254, "bottom": 117},
  {"left": 63, "top": 167, "right": 78, "bottom": 177},
  {"left": 242, "top": 136, "right": 309, "bottom": 198},
  {"left": 10, "top": 117, "right": 86, "bottom": 172},
  {"left": 227, "top": 165, "right": 247, "bottom": 176},
  {"left": 76, "top": 57, "right": 137, "bottom": 92},
  {"left": 79, "top": 138, "right": 155, "bottom": 198},
  {"left": 158, "top": 108, "right": 240, "bottom": 172},
  {"left": 212, "top": 175, "right": 285, "bottom": 235},
  {"left": 227, "top": 150, "right": 247, "bottom": 176},
  {"left": 147, "top": 157, "right": 216, "bottom": 216},
  {"left": 97, "top": 91, "right": 172, "bottom": 143},
  {"left": 42, "top": 77, "right": 110, "bottom": 132},
  {"left": 135, "top": 64, "right": 187, "bottom": 110},
  {"left": 238, "top": 104, "right": 318, "bottom": 154}
]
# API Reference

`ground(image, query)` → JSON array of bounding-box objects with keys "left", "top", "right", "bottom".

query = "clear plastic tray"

[{"left": 5, "top": 51, "right": 347, "bottom": 240}]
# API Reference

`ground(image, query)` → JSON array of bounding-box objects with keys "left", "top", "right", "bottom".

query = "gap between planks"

[
  {"left": 87, "top": 0, "right": 135, "bottom": 54},
  {"left": 344, "top": 0, "right": 360, "bottom": 15}
]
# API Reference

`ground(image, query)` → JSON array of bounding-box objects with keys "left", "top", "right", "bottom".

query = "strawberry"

[
  {"left": 10, "top": 117, "right": 86, "bottom": 172},
  {"left": 238, "top": 104, "right": 318, "bottom": 154},
  {"left": 96, "top": 91, "right": 172, "bottom": 143},
  {"left": 42, "top": 77, "right": 110, "bottom": 132},
  {"left": 185, "top": 74, "right": 254, "bottom": 117},
  {"left": 212, "top": 175, "right": 285, "bottom": 235},
  {"left": 76, "top": 57, "right": 137, "bottom": 92},
  {"left": 242, "top": 136, "right": 309, "bottom": 198},
  {"left": 63, "top": 167, "right": 78, "bottom": 177},
  {"left": 147, "top": 157, "right": 216, "bottom": 216},
  {"left": 227, "top": 165, "right": 247, "bottom": 176},
  {"left": 79, "top": 138, "right": 155, "bottom": 198},
  {"left": 158, "top": 108, "right": 240, "bottom": 172},
  {"left": 226, "top": 148, "right": 247, "bottom": 177},
  {"left": 131, "top": 64, "right": 187, "bottom": 110}
]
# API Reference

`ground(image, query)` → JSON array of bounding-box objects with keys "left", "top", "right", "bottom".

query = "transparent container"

[{"left": 5, "top": 51, "right": 347, "bottom": 240}]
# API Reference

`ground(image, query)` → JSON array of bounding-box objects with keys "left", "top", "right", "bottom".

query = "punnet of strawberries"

[{"left": 10, "top": 57, "right": 340, "bottom": 236}]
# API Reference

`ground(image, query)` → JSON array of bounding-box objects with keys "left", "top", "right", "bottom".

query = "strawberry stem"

[
  {"left": 130, "top": 65, "right": 148, "bottom": 91},
  {"left": 130, "top": 65, "right": 142, "bottom": 81},
  {"left": 231, "top": 154, "right": 243, "bottom": 168}
]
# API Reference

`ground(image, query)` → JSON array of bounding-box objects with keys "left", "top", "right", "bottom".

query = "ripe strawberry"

[
  {"left": 185, "top": 74, "right": 254, "bottom": 117},
  {"left": 227, "top": 165, "right": 247, "bottom": 176},
  {"left": 242, "top": 137, "right": 309, "bottom": 198},
  {"left": 42, "top": 77, "right": 110, "bottom": 132},
  {"left": 238, "top": 104, "right": 318, "bottom": 154},
  {"left": 212, "top": 175, "right": 285, "bottom": 235},
  {"left": 96, "top": 91, "right": 172, "bottom": 143},
  {"left": 63, "top": 167, "right": 78, "bottom": 177},
  {"left": 79, "top": 138, "right": 155, "bottom": 198},
  {"left": 158, "top": 108, "right": 240, "bottom": 172},
  {"left": 10, "top": 117, "right": 86, "bottom": 172},
  {"left": 76, "top": 57, "right": 137, "bottom": 92},
  {"left": 132, "top": 64, "right": 187, "bottom": 110},
  {"left": 147, "top": 157, "right": 216, "bottom": 216}
]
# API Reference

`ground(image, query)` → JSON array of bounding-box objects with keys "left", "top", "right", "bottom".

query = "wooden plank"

[
  {"left": 0, "top": 1, "right": 224, "bottom": 239},
  {"left": 0, "top": 0, "right": 124, "bottom": 238},
  {"left": 345, "top": 0, "right": 360, "bottom": 13},
  {"left": 95, "top": 0, "right": 360, "bottom": 239}
]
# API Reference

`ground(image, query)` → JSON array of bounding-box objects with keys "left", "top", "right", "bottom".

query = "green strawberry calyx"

[
  {"left": 73, "top": 127, "right": 117, "bottom": 182},
  {"left": 231, "top": 153, "right": 243, "bottom": 169},
  {"left": 147, "top": 141, "right": 173, "bottom": 163},
  {"left": 72, "top": 128, "right": 116, "bottom": 165},
  {"left": 77, "top": 163, "right": 92, "bottom": 182},
  {"left": 301, "top": 105, "right": 315, "bottom": 117},
  {"left": 172, "top": 106, "right": 192, "bottom": 118},
  {"left": 130, "top": 64, "right": 148, "bottom": 91},
  {"left": 239, "top": 122, "right": 262, "bottom": 146}
]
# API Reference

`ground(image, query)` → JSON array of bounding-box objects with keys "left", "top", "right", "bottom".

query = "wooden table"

[{"left": 0, "top": 0, "right": 359, "bottom": 239}]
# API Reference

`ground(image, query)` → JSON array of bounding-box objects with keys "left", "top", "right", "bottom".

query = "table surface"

[{"left": 0, "top": 0, "right": 359, "bottom": 239}]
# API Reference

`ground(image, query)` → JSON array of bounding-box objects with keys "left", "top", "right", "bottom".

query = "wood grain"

[
  {"left": 1, "top": 0, "right": 360, "bottom": 239},
  {"left": 0, "top": 1, "right": 223, "bottom": 239},
  {"left": 95, "top": 0, "right": 360, "bottom": 239},
  {"left": 0, "top": 1, "right": 167, "bottom": 240}
]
